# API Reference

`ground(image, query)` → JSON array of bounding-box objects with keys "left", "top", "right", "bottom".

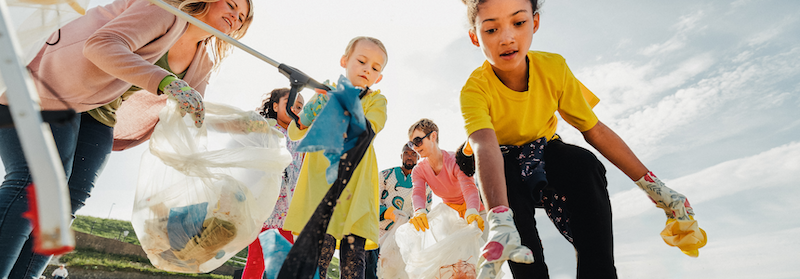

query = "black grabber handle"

[{"left": 279, "top": 64, "right": 331, "bottom": 128}]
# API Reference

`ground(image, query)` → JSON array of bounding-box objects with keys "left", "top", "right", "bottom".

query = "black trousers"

[
  {"left": 504, "top": 139, "right": 617, "bottom": 279},
  {"left": 319, "top": 234, "right": 366, "bottom": 279},
  {"left": 364, "top": 248, "right": 379, "bottom": 279}
]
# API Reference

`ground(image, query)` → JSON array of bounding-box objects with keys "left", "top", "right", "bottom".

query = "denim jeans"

[
  {"left": 0, "top": 111, "right": 112, "bottom": 279},
  {"left": 364, "top": 248, "right": 379, "bottom": 279},
  {"left": 66, "top": 113, "right": 114, "bottom": 214}
]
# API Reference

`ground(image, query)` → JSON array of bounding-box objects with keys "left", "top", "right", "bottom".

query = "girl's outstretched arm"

[
  {"left": 469, "top": 128, "right": 508, "bottom": 208},
  {"left": 582, "top": 121, "right": 648, "bottom": 181},
  {"left": 584, "top": 122, "right": 707, "bottom": 256}
]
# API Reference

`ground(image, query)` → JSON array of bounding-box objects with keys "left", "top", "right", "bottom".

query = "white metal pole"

[
  {"left": 146, "top": 0, "right": 281, "bottom": 68},
  {"left": 0, "top": 0, "right": 74, "bottom": 252}
]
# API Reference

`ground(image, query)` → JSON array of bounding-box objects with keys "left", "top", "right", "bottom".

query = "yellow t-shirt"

[
  {"left": 461, "top": 51, "right": 599, "bottom": 146},
  {"left": 283, "top": 89, "right": 387, "bottom": 250}
]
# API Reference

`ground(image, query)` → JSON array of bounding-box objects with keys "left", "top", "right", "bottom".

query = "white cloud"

[
  {"left": 576, "top": 53, "right": 715, "bottom": 123},
  {"left": 613, "top": 141, "right": 800, "bottom": 219},
  {"left": 610, "top": 141, "right": 800, "bottom": 278},
  {"left": 597, "top": 43, "right": 799, "bottom": 161},
  {"left": 640, "top": 35, "right": 687, "bottom": 56},
  {"left": 640, "top": 10, "right": 706, "bottom": 56},
  {"left": 746, "top": 14, "right": 799, "bottom": 47}
]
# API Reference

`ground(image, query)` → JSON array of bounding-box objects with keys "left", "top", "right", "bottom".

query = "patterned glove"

[
  {"left": 245, "top": 117, "right": 271, "bottom": 133},
  {"left": 477, "top": 206, "right": 534, "bottom": 279},
  {"left": 160, "top": 76, "right": 204, "bottom": 128},
  {"left": 465, "top": 208, "right": 485, "bottom": 231},
  {"left": 635, "top": 171, "right": 707, "bottom": 257},
  {"left": 409, "top": 209, "right": 429, "bottom": 232},
  {"left": 299, "top": 89, "right": 329, "bottom": 126}
]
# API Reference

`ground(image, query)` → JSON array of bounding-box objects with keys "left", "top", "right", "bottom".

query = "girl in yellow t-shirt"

[{"left": 457, "top": 0, "right": 707, "bottom": 278}]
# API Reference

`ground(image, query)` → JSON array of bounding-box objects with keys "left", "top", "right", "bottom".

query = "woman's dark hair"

[
  {"left": 257, "top": 88, "right": 291, "bottom": 119},
  {"left": 461, "top": 0, "right": 541, "bottom": 28}
]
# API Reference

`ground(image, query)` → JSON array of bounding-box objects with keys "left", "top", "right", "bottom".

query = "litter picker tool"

[
  {"left": 147, "top": 1, "right": 373, "bottom": 278},
  {"left": 145, "top": 0, "right": 329, "bottom": 126}
]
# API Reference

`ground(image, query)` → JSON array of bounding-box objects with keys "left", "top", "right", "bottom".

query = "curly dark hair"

[{"left": 257, "top": 88, "right": 291, "bottom": 119}]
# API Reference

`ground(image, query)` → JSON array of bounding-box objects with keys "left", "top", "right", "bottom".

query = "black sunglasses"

[{"left": 407, "top": 131, "right": 433, "bottom": 148}]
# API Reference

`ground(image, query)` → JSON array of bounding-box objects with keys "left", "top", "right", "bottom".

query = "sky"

[{"left": 4, "top": 0, "right": 800, "bottom": 278}]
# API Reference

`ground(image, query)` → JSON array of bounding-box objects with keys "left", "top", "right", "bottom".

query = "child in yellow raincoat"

[{"left": 283, "top": 36, "right": 388, "bottom": 279}]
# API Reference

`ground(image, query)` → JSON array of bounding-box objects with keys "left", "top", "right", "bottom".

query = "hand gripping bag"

[
  {"left": 131, "top": 99, "right": 291, "bottom": 273},
  {"left": 395, "top": 204, "right": 485, "bottom": 279}
]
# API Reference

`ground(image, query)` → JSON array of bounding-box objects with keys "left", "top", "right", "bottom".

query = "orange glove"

[
  {"left": 409, "top": 209, "right": 429, "bottom": 232},
  {"left": 384, "top": 206, "right": 396, "bottom": 221},
  {"left": 465, "top": 208, "right": 484, "bottom": 231},
  {"left": 446, "top": 202, "right": 467, "bottom": 218}
]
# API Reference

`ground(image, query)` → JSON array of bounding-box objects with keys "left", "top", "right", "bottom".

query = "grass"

[
  {"left": 60, "top": 247, "right": 231, "bottom": 278},
  {"left": 328, "top": 256, "right": 340, "bottom": 278},
  {"left": 72, "top": 215, "right": 140, "bottom": 245},
  {"left": 71, "top": 215, "right": 339, "bottom": 277},
  {"left": 71, "top": 215, "right": 246, "bottom": 267}
]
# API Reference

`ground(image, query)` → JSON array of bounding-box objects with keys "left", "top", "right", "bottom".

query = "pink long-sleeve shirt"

[
  {"left": 0, "top": 0, "right": 190, "bottom": 112},
  {"left": 412, "top": 150, "right": 483, "bottom": 212}
]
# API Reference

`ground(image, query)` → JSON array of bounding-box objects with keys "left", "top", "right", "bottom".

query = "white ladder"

[{"left": 0, "top": 0, "right": 74, "bottom": 253}]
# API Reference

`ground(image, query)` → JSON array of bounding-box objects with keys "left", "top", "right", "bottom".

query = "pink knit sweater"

[
  {"left": 111, "top": 40, "right": 212, "bottom": 151},
  {"left": 411, "top": 150, "right": 484, "bottom": 212},
  {"left": 0, "top": 0, "right": 189, "bottom": 112}
]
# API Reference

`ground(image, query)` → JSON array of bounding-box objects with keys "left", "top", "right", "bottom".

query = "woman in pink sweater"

[
  {"left": 0, "top": 0, "right": 253, "bottom": 278},
  {"left": 407, "top": 118, "right": 486, "bottom": 232}
]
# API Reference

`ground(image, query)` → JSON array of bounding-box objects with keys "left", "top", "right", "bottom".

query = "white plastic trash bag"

[
  {"left": 377, "top": 226, "right": 408, "bottom": 279},
  {"left": 131, "top": 99, "right": 291, "bottom": 273},
  {"left": 395, "top": 204, "right": 485, "bottom": 279}
]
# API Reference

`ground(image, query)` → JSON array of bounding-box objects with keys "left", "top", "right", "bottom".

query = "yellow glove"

[
  {"left": 409, "top": 209, "right": 429, "bottom": 232},
  {"left": 446, "top": 202, "right": 467, "bottom": 218},
  {"left": 384, "top": 206, "right": 396, "bottom": 221},
  {"left": 465, "top": 208, "right": 485, "bottom": 231},
  {"left": 661, "top": 216, "right": 707, "bottom": 257},
  {"left": 635, "top": 171, "right": 707, "bottom": 257}
]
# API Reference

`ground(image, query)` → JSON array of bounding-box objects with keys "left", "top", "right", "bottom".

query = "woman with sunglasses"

[{"left": 406, "top": 118, "right": 485, "bottom": 232}]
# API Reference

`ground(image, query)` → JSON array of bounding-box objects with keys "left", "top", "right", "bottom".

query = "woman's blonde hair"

[
  {"left": 165, "top": 0, "right": 255, "bottom": 70},
  {"left": 408, "top": 118, "right": 439, "bottom": 143}
]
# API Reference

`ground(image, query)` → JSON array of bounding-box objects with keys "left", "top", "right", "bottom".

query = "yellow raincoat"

[{"left": 283, "top": 89, "right": 386, "bottom": 250}]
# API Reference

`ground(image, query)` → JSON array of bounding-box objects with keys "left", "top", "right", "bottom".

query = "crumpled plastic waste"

[{"left": 295, "top": 75, "right": 367, "bottom": 184}]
